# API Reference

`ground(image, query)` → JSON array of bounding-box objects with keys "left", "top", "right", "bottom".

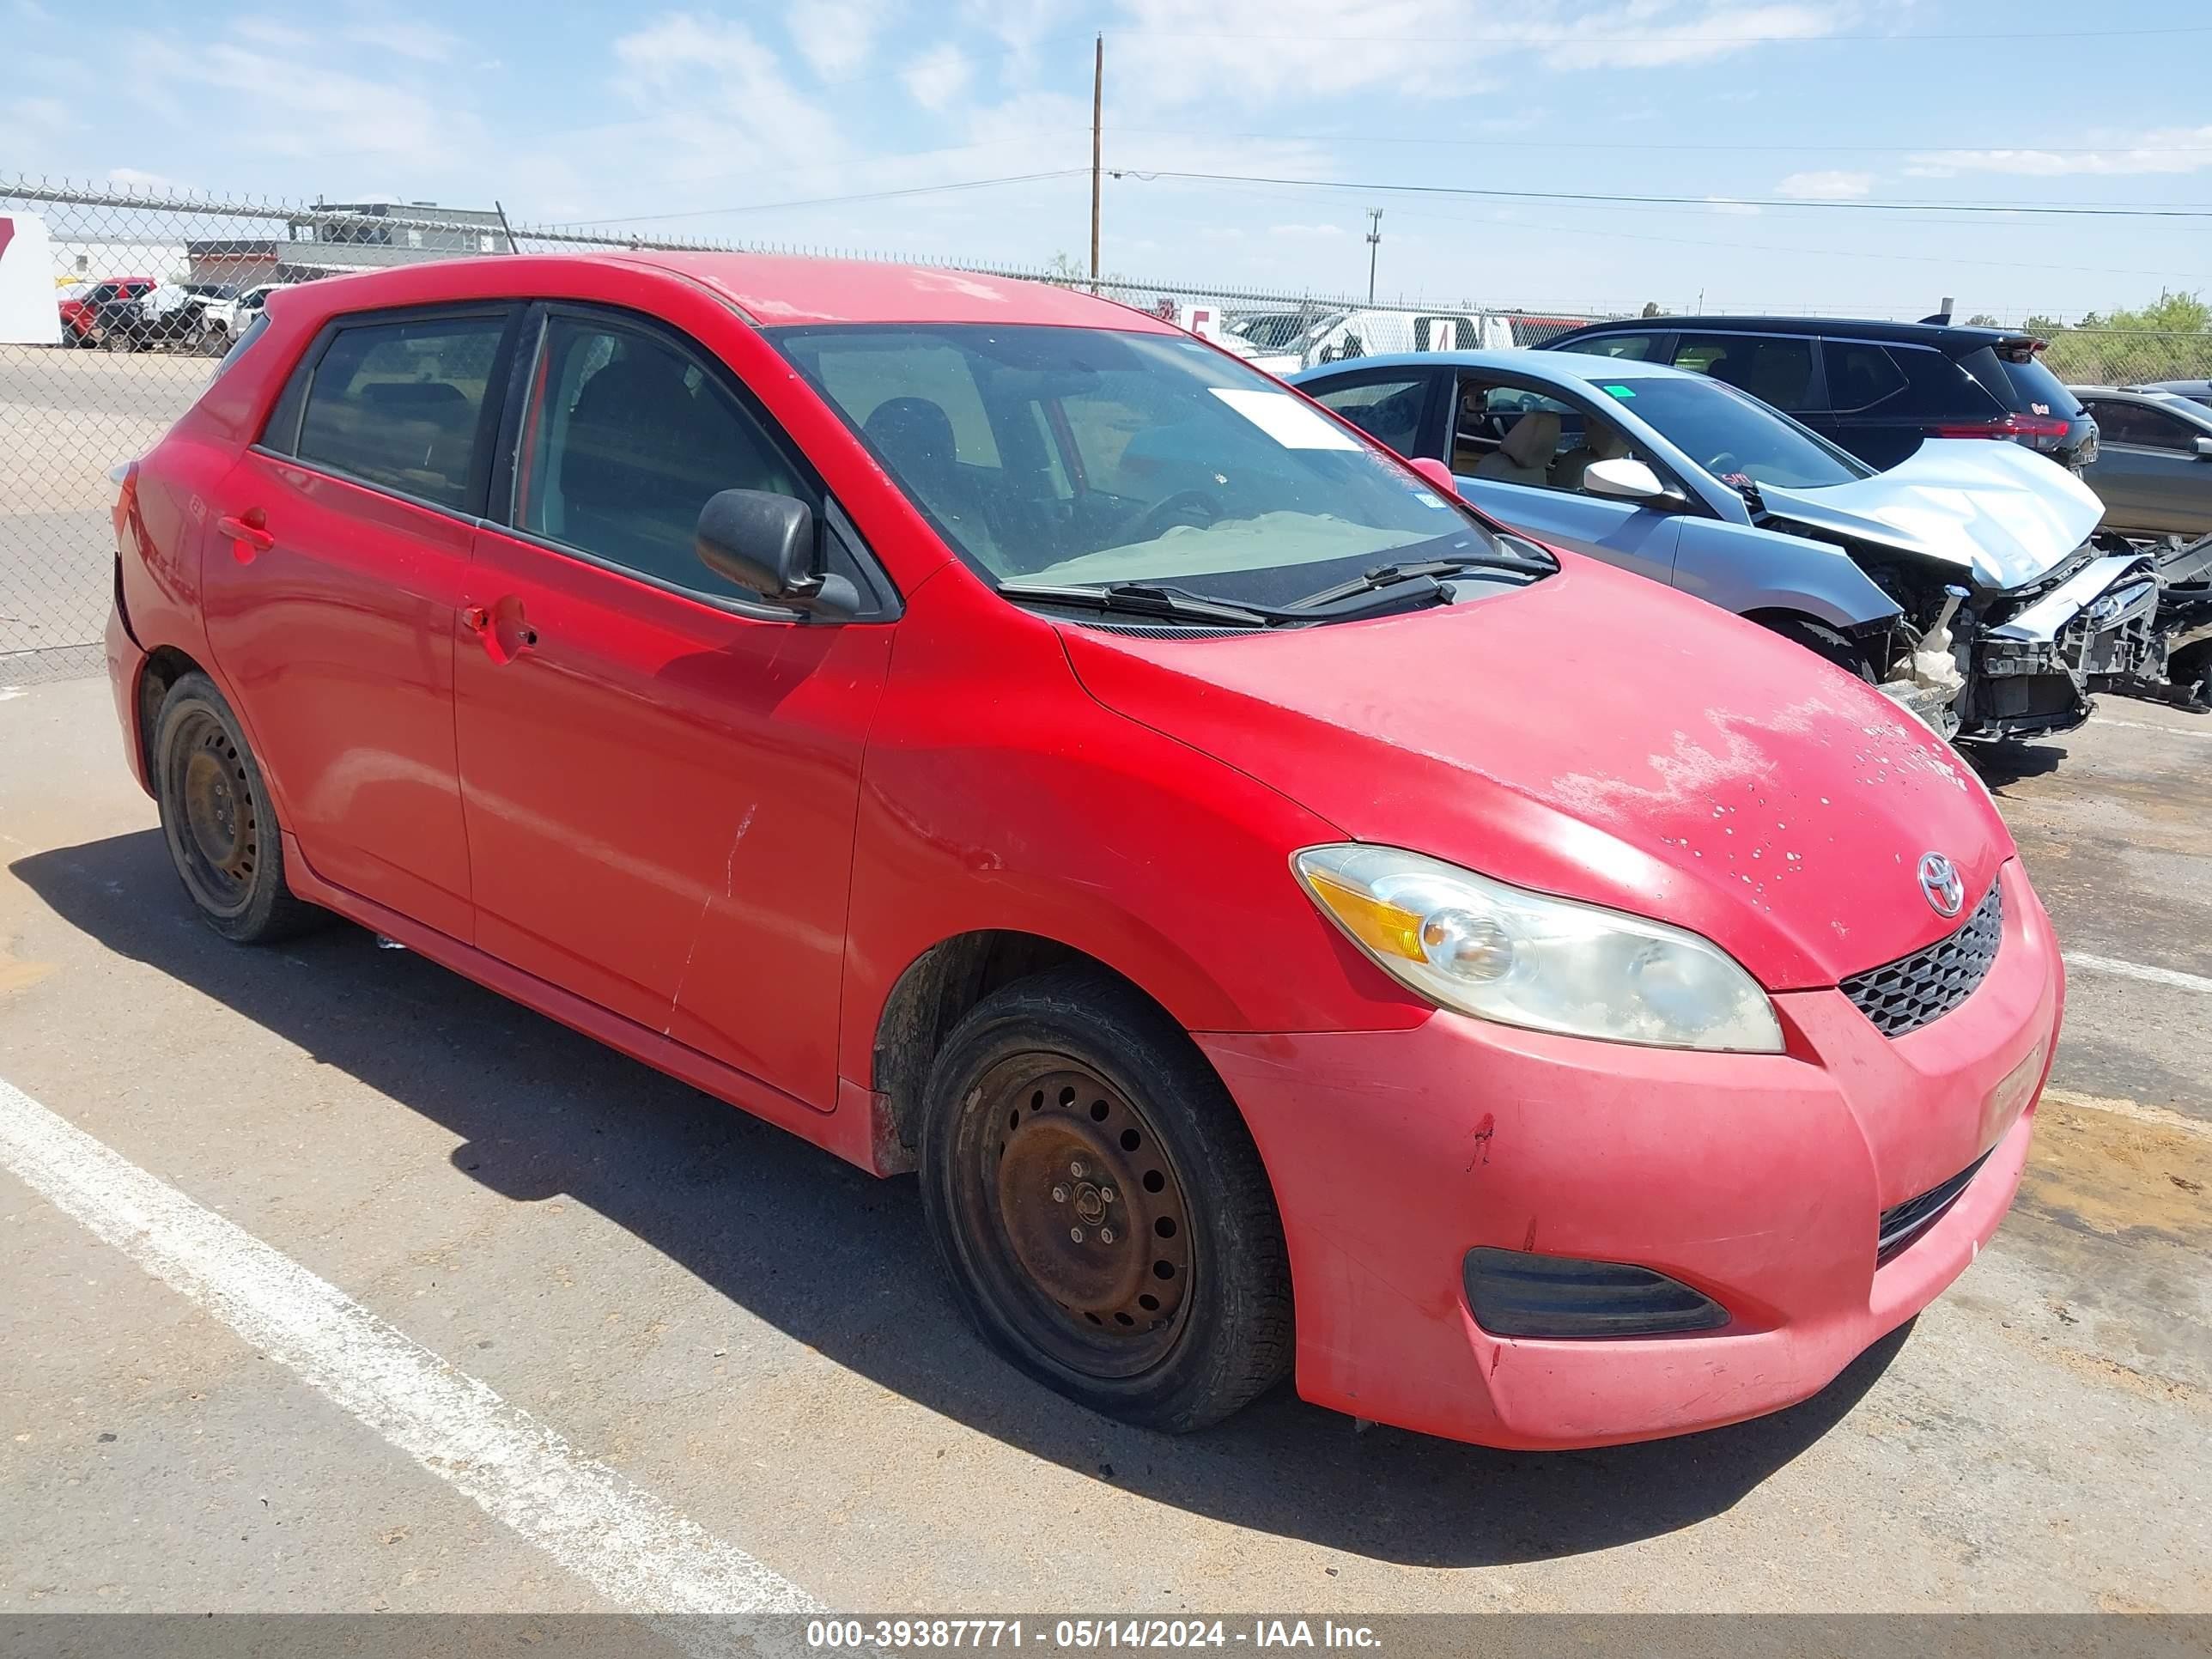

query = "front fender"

[
  {"left": 835, "top": 575, "right": 1422, "bottom": 1091},
  {"left": 1672, "top": 516, "right": 1903, "bottom": 630}
]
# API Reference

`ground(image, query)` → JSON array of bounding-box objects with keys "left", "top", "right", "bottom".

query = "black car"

[{"left": 1536, "top": 315, "right": 2097, "bottom": 472}]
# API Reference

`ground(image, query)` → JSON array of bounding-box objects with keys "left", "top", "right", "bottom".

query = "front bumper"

[
  {"left": 1200, "top": 858, "right": 2062, "bottom": 1449},
  {"left": 1968, "top": 551, "right": 2161, "bottom": 738}
]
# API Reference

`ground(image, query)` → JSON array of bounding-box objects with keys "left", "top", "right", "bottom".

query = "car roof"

[
  {"left": 1289, "top": 348, "right": 1710, "bottom": 386},
  {"left": 287, "top": 251, "right": 1179, "bottom": 332},
  {"left": 1559, "top": 315, "right": 2035, "bottom": 349}
]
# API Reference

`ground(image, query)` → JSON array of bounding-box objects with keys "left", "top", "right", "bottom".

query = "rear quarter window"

[
  {"left": 1891, "top": 344, "right": 2008, "bottom": 420},
  {"left": 1983, "top": 349, "right": 2082, "bottom": 419}
]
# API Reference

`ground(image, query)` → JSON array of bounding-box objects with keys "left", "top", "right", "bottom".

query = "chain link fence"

[{"left": 5, "top": 176, "right": 2207, "bottom": 684}]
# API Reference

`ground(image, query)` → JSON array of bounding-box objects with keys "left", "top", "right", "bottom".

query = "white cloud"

[
  {"left": 1270, "top": 222, "right": 1346, "bottom": 237},
  {"left": 1705, "top": 196, "right": 1762, "bottom": 216},
  {"left": 1777, "top": 168, "right": 1874, "bottom": 199},
  {"left": 1111, "top": 0, "right": 1492, "bottom": 106},
  {"left": 611, "top": 14, "right": 850, "bottom": 185},
  {"left": 1540, "top": 1, "right": 1844, "bottom": 70},
  {"left": 789, "top": 0, "right": 884, "bottom": 77},
  {"left": 903, "top": 45, "right": 972, "bottom": 112},
  {"left": 106, "top": 166, "right": 177, "bottom": 192},
  {"left": 1906, "top": 125, "right": 2212, "bottom": 177},
  {"left": 343, "top": 20, "right": 462, "bottom": 63}
]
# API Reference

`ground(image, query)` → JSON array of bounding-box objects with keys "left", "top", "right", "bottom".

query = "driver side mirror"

[
  {"left": 1408, "top": 456, "right": 1461, "bottom": 497},
  {"left": 2195, "top": 435, "right": 2212, "bottom": 460},
  {"left": 696, "top": 489, "right": 858, "bottom": 619},
  {"left": 1583, "top": 456, "right": 1674, "bottom": 504}
]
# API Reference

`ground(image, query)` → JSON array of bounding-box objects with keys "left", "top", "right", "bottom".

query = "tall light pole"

[
  {"left": 1090, "top": 34, "right": 1103, "bottom": 293},
  {"left": 1365, "top": 208, "right": 1382, "bottom": 302}
]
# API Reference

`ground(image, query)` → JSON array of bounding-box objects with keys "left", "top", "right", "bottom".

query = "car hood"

[
  {"left": 1061, "top": 556, "right": 2012, "bottom": 990},
  {"left": 1755, "top": 439, "right": 2103, "bottom": 591}
]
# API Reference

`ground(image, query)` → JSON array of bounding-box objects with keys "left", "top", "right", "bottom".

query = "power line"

[
  {"left": 1100, "top": 124, "right": 2212, "bottom": 157},
  {"left": 560, "top": 171, "right": 1089, "bottom": 230},
  {"left": 1112, "top": 169, "right": 2212, "bottom": 219},
  {"left": 1111, "top": 23, "right": 2212, "bottom": 44}
]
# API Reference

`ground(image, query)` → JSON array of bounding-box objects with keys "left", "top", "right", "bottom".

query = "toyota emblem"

[{"left": 1917, "top": 852, "right": 1965, "bottom": 918}]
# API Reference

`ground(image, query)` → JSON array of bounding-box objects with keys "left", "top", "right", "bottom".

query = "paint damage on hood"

[{"left": 1755, "top": 439, "right": 2104, "bottom": 591}]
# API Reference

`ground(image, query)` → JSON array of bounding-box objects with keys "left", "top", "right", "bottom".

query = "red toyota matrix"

[{"left": 103, "top": 253, "right": 2062, "bottom": 1448}]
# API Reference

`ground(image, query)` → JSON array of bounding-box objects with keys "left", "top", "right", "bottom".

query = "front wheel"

[
  {"left": 152, "top": 672, "right": 325, "bottom": 943},
  {"left": 1762, "top": 614, "right": 1876, "bottom": 683},
  {"left": 919, "top": 968, "right": 1291, "bottom": 1432}
]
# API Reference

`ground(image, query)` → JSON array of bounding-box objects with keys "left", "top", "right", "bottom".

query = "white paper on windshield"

[{"left": 1208, "top": 387, "right": 1362, "bottom": 450}]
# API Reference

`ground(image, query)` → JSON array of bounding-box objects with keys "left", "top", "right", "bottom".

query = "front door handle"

[{"left": 216, "top": 508, "right": 274, "bottom": 561}]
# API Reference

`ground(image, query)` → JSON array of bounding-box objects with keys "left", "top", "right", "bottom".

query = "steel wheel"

[
  {"left": 956, "top": 1056, "right": 1196, "bottom": 1379},
  {"left": 152, "top": 672, "right": 324, "bottom": 944},
  {"left": 921, "top": 967, "right": 1291, "bottom": 1431},
  {"left": 166, "top": 707, "right": 259, "bottom": 918}
]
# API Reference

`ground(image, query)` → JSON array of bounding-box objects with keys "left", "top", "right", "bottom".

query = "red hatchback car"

[
  {"left": 104, "top": 253, "right": 2063, "bottom": 1449},
  {"left": 59, "top": 276, "right": 155, "bottom": 343}
]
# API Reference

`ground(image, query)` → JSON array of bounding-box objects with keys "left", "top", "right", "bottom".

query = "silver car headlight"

[{"left": 1293, "top": 844, "right": 1784, "bottom": 1053}]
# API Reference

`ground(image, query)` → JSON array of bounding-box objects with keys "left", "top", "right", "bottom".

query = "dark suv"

[{"left": 1536, "top": 315, "right": 2097, "bottom": 472}]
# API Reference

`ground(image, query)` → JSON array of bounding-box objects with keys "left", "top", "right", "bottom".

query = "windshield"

[
  {"left": 774, "top": 323, "right": 1501, "bottom": 607},
  {"left": 1599, "top": 374, "right": 1870, "bottom": 490}
]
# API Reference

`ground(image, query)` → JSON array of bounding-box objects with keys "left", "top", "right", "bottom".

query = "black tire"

[
  {"left": 1763, "top": 614, "right": 1876, "bottom": 683},
  {"left": 152, "top": 672, "right": 324, "bottom": 943},
  {"left": 919, "top": 967, "right": 1292, "bottom": 1432}
]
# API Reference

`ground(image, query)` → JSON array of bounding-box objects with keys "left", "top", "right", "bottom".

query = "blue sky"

[{"left": 5, "top": 0, "right": 2208, "bottom": 319}]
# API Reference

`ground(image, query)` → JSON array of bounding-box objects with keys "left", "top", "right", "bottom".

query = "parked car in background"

[
  {"left": 1293, "top": 349, "right": 2163, "bottom": 741},
  {"left": 2140, "top": 379, "right": 2212, "bottom": 410},
  {"left": 2069, "top": 386, "right": 2212, "bottom": 539},
  {"left": 1237, "top": 306, "right": 1514, "bottom": 374},
  {"left": 1538, "top": 316, "right": 2098, "bottom": 472},
  {"left": 200, "top": 280, "right": 292, "bottom": 347},
  {"left": 105, "top": 252, "right": 2062, "bottom": 1450},
  {"left": 57, "top": 276, "right": 155, "bottom": 344},
  {"left": 85, "top": 282, "right": 218, "bottom": 354}
]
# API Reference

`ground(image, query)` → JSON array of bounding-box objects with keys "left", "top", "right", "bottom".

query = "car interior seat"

[
  {"left": 1470, "top": 410, "right": 1561, "bottom": 485},
  {"left": 862, "top": 396, "right": 997, "bottom": 559},
  {"left": 1550, "top": 417, "right": 1632, "bottom": 493}
]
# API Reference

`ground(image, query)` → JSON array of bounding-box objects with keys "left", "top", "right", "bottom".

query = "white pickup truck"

[{"left": 200, "top": 282, "right": 290, "bottom": 345}]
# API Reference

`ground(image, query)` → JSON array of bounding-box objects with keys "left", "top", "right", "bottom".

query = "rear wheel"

[
  {"left": 152, "top": 673, "right": 324, "bottom": 943},
  {"left": 919, "top": 968, "right": 1291, "bottom": 1432},
  {"left": 1763, "top": 614, "right": 1876, "bottom": 683}
]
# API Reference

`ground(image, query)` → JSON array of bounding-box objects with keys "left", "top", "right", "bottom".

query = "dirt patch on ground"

[{"left": 2020, "top": 1098, "right": 2211, "bottom": 1248}]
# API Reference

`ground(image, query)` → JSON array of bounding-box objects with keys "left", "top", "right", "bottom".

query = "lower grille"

[
  {"left": 1839, "top": 884, "right": 2003, "bottom": 1038},
  {"left": 1462, "top": 1248, "right": 1729, "bottom": 1338},
  {"left": 1877, "top": 1152, "right": 1990, "bottom": 1262}
]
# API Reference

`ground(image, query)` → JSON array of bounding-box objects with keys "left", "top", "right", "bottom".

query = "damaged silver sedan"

[{"left": 1291, "top": 349, "right": 2174, "bottom": 740}]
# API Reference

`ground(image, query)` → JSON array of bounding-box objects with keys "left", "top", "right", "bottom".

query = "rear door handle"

[
  {"left": 464, "top": 599, "right": 538, "bottom": 663},
  {"left": 216, "top": 509, "right": 274, "bottom": 560}
]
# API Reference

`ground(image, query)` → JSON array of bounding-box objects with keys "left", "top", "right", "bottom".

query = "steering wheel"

[
  {"left": 1705, "top": 450, "right": 1742, "bottom": 477},
  {"left": 1123, "top": 488, "right": 1226, "bottom": 543}
]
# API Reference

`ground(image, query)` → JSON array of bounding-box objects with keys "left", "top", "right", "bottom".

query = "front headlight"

[{"left": 1293, "top": 844, "right": 1784, "bottom": 1053}]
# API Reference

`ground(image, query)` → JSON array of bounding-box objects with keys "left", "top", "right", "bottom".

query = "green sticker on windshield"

[{"left": 1602, "top": 384, "right": 1636, "bottom": 399}]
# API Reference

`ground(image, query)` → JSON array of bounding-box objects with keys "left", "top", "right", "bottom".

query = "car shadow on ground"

[
  {"left": 15, "top": 830, "right": 1911, "bottom": 1570},
  {"left": 1963, "top": 740, "right": 2068, "bottom": 792}
]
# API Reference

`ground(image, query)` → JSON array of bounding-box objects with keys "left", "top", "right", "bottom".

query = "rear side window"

[
  {"left": 1822, "top": 342, "right": 1909, "bottom": 411},
  {"left": 292, "top": 313, "right": 508, "bottom": 510},
  {"left": 2087, "top": 400, "right": 2198, "bottom": 451},
  {"left": 1565, "top": 331, "right": 1660, "bottom": 362},
  {"left": 1310, "top": 376, "right": 1428, "bottom": 455},
  {"left": 1671, "top": 333, "right": 1815, "bottom": 411}
]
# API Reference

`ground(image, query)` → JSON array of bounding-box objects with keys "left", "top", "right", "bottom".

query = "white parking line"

[
  {"left": 0, "top": 1075, "right": 820, "bottom": 1637},
  {"left": 2087, "top": 715, "right": 2212, "bottom": 739},
  {"left": 2064, "top": 951, "right": 2212, "bottom": 997}
]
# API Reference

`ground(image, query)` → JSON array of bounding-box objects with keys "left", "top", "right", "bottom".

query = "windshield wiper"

[
  {"left": 997, "top": 580, "right": 1280, "bottom": 629},
  {"left": 1286, "top": 546, "right": 1551, "bottom": 611}
]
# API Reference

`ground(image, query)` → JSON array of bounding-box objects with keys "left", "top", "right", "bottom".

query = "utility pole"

[
  {"left": 1090, "top": 33, "right": 1103, "bottom": 293},
  {"left": 1365, "top": 208, "right": 1382, "bottom": 302}
]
